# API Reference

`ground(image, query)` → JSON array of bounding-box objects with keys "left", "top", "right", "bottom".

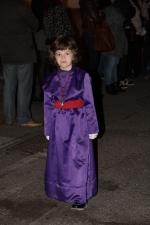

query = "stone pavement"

[{"left": 0, "top": 74, "right": 150, "bottom": 225}]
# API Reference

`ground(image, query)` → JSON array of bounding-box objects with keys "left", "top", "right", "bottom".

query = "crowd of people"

[
  {"left": 80, "top": 0, "right": 150, "bottom": 95},
  {"left": 0, "top": 0, "right": 149, "bottom": 211}
]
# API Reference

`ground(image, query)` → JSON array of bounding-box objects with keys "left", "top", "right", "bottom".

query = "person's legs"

[
  {"left": 37, "top": 49, "right": 54, "bottom": 99},
  {"left": 145, "top": 58, "right": 150, "bottom": 79},
  {"left": 103, "top": 56, "right": 121, "bottom": 94},
  {"left": 125, "top": 41, "right": 134, "bottom": 77},
  {"left": 17, "top": 64, "right": 33, "bottom": 125},
  {"left": 111, "top": 57, "right": 119, "bottom": 84},
  {"left": 3, "top": 64, "right": 17, "bottom": 124},
  {"left": 37, "top": 50, "right": 49, "bottom": 97},
  {"left": 117, "top": 54, "right": 127, "bottom": 82},
  {"left": 82, "top": 32, "right": 102, "bottom": 98},
  {"left": 32, "top": 30, "right": 50, "bottom": 101},
  {"left": 118, "top": 54, "right": 135, "bottom": 88},
  {"left": 103, "top": 55, "right": 117, "bottom": 85},
  {"left": 111, "top": 57, "right": 127, "bottom": 93},
  {"left": 82, "top": 32, "right": 100, "bottom": 73},
  {"left": 143, "top": 33, "right": 150, "bottom": 75},
  {"left": 132, "top": 36, "right": 143, "bottom": 76},
  {"left": 98, "top": 54, "right": 104, "bottom": 79}
]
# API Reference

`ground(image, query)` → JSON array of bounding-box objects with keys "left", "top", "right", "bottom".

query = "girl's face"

[{"left": 55, "top": 48, "right": 74, "bottom": 71}]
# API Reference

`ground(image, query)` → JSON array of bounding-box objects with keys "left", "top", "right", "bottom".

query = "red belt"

[{"left": 54, "top": 99, "right": 84, "bottom": 109}]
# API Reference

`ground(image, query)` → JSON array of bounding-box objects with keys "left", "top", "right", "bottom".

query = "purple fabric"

[{"left": 43, "top": 66, "right": 99, "bottom": 203}]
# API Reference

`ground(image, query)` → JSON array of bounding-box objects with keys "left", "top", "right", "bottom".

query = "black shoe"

[
  {"left": 106, "top": 85, "right": 118, "bottom": 95},
  {"left": 113, "top": 82, "right": 126, "bottom": 93},
  {"left": 32, "top": 95, "right": 43, "bottom": 102},
  {"left": 71, "top": 202, "right": 87, "bottom": 210}
]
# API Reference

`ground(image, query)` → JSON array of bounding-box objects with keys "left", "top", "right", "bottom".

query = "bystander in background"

[{"left": 0, "top": 0, "right": 42, "bottom": 127}]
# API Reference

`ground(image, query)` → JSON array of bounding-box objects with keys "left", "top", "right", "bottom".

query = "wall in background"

[
  {"left": 24, "top": 0, "right": 79, "bottom": 8},
  {"left": 63, "top": 0, "right": 79, "bottom": 8}
]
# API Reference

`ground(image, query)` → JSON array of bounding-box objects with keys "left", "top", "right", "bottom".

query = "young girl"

[{"left": 43, "top": 35, "right": 99, "bottom": 210}]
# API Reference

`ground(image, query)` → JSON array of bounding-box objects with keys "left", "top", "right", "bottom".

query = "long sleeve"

[
  {"left": 83, "top": 73, "right": 99, "bottom": 134},
  {"left": 44, "top": 93, "right": 54, "bottom": 136}
]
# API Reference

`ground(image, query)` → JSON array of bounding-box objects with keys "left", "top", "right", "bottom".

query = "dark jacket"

[
  {"left": 79, "top": 0, "right": 101, "bottom": 33},
  {"left": 0, "top": 0, "right": 39, "bottom": 64}
]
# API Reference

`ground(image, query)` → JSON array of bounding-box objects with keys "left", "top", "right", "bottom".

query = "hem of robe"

[{"left": 45, "top": 177, "right": 98, "bottom": 203}]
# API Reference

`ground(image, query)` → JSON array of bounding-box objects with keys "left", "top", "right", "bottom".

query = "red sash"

[{"left": 54, "top": 99, "right": 84, "bottom": 109}]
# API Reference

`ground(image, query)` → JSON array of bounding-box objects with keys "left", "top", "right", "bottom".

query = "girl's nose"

[{"left": 61, "top": 54, "right": 65, "bottom": 59}]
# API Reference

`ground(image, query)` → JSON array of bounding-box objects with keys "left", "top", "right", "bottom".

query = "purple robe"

[{"left": 43, "top": 66, "right": 99, "bottom": 203}]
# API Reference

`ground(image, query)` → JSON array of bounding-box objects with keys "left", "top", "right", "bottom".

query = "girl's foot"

[{"left": 71, "top": 202, "right": 87, "bottom": 210}]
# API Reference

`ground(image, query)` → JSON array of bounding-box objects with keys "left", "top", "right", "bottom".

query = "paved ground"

[{"left": 0, "top": 72, "right": 150, "bottom": 225}]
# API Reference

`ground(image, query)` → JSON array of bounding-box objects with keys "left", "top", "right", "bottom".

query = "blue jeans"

[
  {"left": 101, "top": 55, "right": 119, "bottom": 85},
  {"left": 3, "top": 64, "right": 33, "bottom": 124},
  {"left": 82, "top": 33, "right": 100, "bottom": 72}
]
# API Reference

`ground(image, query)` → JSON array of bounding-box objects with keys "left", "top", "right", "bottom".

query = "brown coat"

[
  {"left": 0, "top": 0, "right": 39, "bottom": 64},
  {"left": 79, "top": 0, "right": 101, "bottom": 33}
]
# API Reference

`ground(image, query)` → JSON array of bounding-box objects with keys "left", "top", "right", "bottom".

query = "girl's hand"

[
  {"left": 46, "top": 136, "right": 50, "bottom": 140},
  {"left": 89, "top": 133, "right": 98, "bottom": 139}
]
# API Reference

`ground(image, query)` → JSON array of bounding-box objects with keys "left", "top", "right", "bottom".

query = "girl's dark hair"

[{"left": 49, "top": 35, "right": 81, "bottom": 67}]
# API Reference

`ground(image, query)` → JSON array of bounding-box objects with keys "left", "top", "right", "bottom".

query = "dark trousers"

[
  {"left": 143, "top": 33, "right": 150, "bottom": 74},
  {"left": 3, "top": 64, "right": 33, "bottom": 124},
  {"left": 125, "top": 35, "right": 143, "bottom": 77},
  {"left": 82, "top": 32, "right": 100, "bottom": 74},
  {"left": 117, "top": 54, "right": 127, "bottom": 81}
]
